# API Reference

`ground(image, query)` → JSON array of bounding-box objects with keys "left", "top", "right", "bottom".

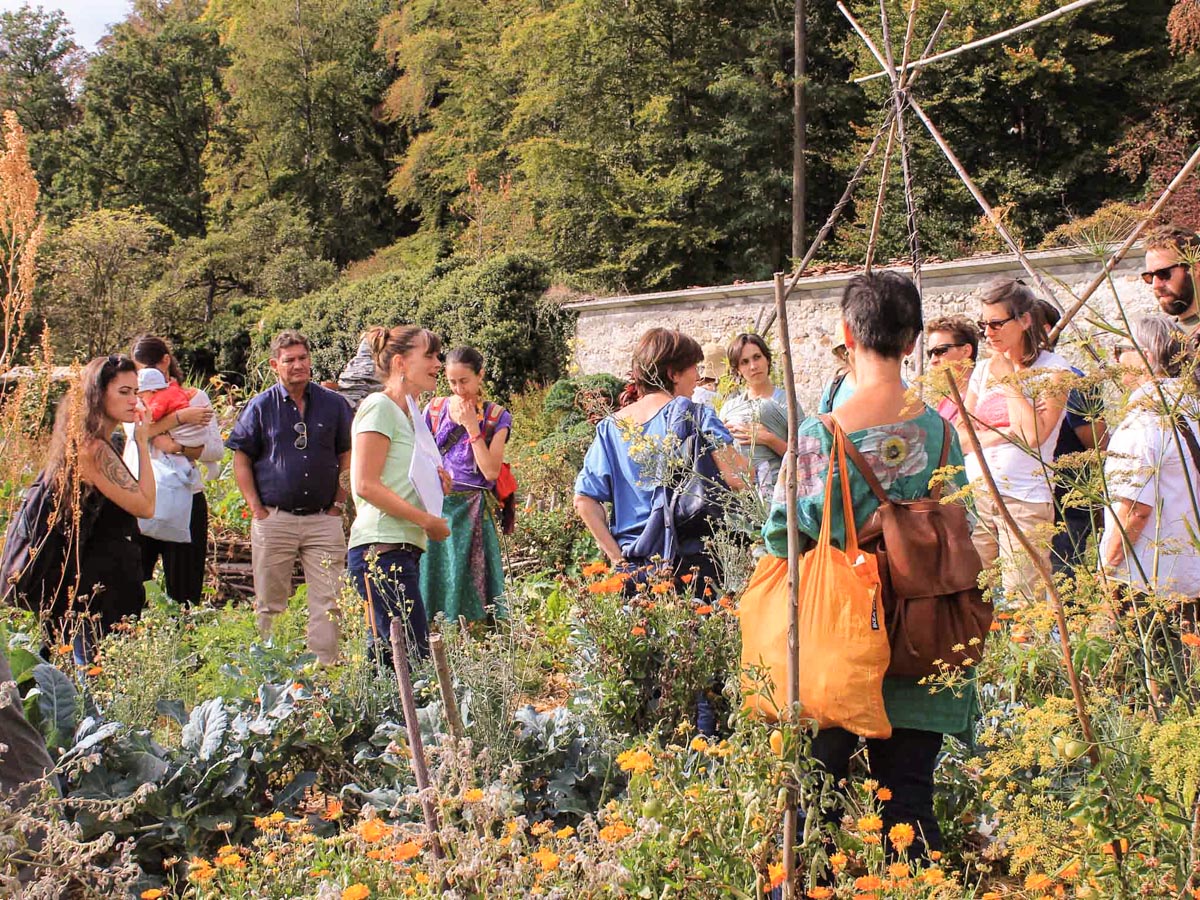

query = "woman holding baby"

[{"left": 128, "top": 335, "right": 224, "bottom": 606}]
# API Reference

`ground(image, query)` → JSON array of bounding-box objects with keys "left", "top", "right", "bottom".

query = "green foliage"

[
  {"left": 0, "top": 6, "right": 82, "bottom": 135},
  {"left": 39, "top": 206, "right": 174, "bottom": 358},
  {"left": 255, "top": 253, "right": 570, "bottom": 398},
  {"left": 210, "top": 0, "right": 401, "bottom": 264},
  {"left": 46, "top": 16, "right": 230, "bottom": 237}
]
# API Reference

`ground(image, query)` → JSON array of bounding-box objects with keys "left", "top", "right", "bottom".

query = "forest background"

[{"left": 2, "top": 0, "right": 1199, "bottom": 383}]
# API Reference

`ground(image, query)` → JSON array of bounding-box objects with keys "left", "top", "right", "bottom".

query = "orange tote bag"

[
  {"left": 739, "top": 553, "right": 792, "bottom": 721},
  {"left": 740, "top": 423, "right": 891, "bottom": 737}
]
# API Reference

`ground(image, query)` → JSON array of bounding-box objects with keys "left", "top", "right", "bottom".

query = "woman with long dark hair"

[
  {"left": 421, "top": 346, "right": 510, "bottom": 625},
  {"left": 37, "top": 356, "right": 157, "bottom": 661},
  {"left": 128, "top": 335, "right": 220, "bottom": 606}
]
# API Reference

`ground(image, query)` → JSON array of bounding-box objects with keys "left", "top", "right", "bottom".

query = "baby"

[{"left": 137, "top": 368, "right": 211, "bottom": 451}]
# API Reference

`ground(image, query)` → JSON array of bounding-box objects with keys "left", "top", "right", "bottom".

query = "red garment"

[{"left": 144, "top": 380, "right": 193, "bottom": 422}]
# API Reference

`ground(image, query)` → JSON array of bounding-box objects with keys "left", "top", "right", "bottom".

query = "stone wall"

[{"left": 565, "top": 247, "right": 1158, "bottom": 412}]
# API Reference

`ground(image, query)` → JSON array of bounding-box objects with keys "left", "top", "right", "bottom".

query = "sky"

[{"left": 0, "top": 0, "right": 131, "bottom": 52}]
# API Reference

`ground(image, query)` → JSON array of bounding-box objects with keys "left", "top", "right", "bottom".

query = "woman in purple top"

[{"left": 420, "top": 347, "right": 512, "bottom": 624}]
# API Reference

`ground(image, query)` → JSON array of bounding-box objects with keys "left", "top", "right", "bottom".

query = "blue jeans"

[{"left": 348, "top": 544, "right": 430, "bottom": 666}]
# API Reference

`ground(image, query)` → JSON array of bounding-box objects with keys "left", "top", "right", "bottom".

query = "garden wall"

[{"left": 566, "top": 247, "right": 1158, "bottom": 411}]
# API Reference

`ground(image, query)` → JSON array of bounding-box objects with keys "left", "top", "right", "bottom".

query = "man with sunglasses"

[
  {"left": 1142, "top": 224, "right": 1200, "bottom": 337},
  {"left": 227, "top": 330, "right": 353, "bottom": 664}
]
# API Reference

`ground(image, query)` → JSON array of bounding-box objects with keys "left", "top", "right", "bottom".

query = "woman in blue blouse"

[
  {"left": 574, "top": 328, "right": 749, "bottom": 590},
  {"left": 762, "top": 272, "right": 978, "bottom": 858}
]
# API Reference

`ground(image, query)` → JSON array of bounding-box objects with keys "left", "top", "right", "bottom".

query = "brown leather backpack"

[{"left": 819, "top": 415, "right": 992, "bottom": 678}]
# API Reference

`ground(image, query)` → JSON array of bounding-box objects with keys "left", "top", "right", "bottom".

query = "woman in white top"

[
  {"left": 719, "top": 333, "right": 797, "bottom": 500},
  {"left": 960, "top": 278, "right": 1070, "bottom": 603},
  {"left": 128, "top": 335, "right": 222, "bottom": 606},
  {"left": 1101, "top": 316, "right": 1200, "bottom": 602}
]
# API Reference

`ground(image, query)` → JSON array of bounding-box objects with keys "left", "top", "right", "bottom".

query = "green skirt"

[{"left": 419, "top": 490, "right": 506, "bottom": 625}]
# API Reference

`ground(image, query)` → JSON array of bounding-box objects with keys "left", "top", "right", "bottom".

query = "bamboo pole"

[
  {"left": 1048, "top": 140, "right": 1200, "bottom": 344},
  {"left": 864, "top": 116, "right": 897, "bottom": 273},
  {"left": 854, "top": 0, "right": 1102, "bottom": 84},
  {"left": 388, "top": 617, "right": 444, "bottom": 858},
  {"left": 760, "top": 107, "right": 897, "bottom": 335},
  {"left": 429, "top": 633, "right": 465, "bottom": 740},
  {"left": 774, "top": 270, "right": 802, "bottom": 900}
]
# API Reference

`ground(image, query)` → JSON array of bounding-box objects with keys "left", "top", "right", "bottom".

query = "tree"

[
  {"left": 40, "top": 208, "right": 172, "bottom": 359},
  {"left": 211, "top": 0, "right": 401, "bottom": 264},
  {"left": 0, "top": 5, "right": 82, "bottom": 135},
  {"left": 145, "top": 199, "right": 336, "bottom": 344},
  {"left": 47, "top": 17, "right": 230, "bottom": 237}
]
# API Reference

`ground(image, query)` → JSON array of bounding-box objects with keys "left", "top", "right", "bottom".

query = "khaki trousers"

[
  {"left": 971, "top": 490, "right": 1053, "bottom": 604},
  {"left": 250, "top": 508, "right": 346, "bottom": 664}
]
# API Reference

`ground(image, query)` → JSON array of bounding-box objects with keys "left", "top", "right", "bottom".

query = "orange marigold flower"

[
  {"left": 1057, "top": 859, "right": 1081, "bottom": 879},
  {"left": 342, "top": 885, "right": 371, "bottom": 900},
  {"left": 829, "top": 851, "right": 848, "bottom": 872},
  {"left": 767, "top": 861, "right": 786, "bottom": 890},
  {"left": 876, "top": 787, "right": 892, "bottom": 801},
  {"left": 689, "top": 736, "right": 709, "bottom": 752},
  {"left": 807, "top": 889, "right": 834, "bottom": 899},
  {"left": 555, "top": 825, "right": 575, "bottom": 839},
  {"left": 888, "top": 822, "right": 915, "bottom": 851},
  {"left": 532, "top": 847, "right": 561, "bottom": 872},
  {"left": 680, "top": 573, "right": 695, "bottom": 584},
  {"left": 888, "top": 862, "right": 909, "bottom": 878},
  {"left": 1025, "top": 873, "right": 1054, "bottom": 891},
  {"left": 462, "top": 788, "right": 484, "bottom": 803},
  {"left": 141, "top": 890, "right": 165, "bottom": 899},
  {"left": 651, "top": 581, "right": 671, "bottom": 594},
  {"left": 929, "top": 851, "right": 942, "bottom": 861},
  {"left": 86, "top": 665, "right": 103, "bottom": 676},
  {"left": 587, "top": 581, "right": 612, "bottom": 594},
  {"left": 321, "top": 799, "right": 344, "bottom": 821},
  {"left": 616, "top": 748, "right": 654, "bottom": 774},
  {"left": 695, "top": 604, "right": 713, "bottom": 615},
  {"left": 392, "top": 841, "right": 420, "bottom": 862},
  {"left": 582, "top": 561, "right": 609, "bottom": 577},
  {"left": 1101, "top": 839, "right": 1129, "bottom": 855},
  {"left": 857, "top": 814, "right": 883, "bottom": 833},
  {"left": 1182, "top": 632, "right": 1200, "bottom": 647},
  {"left": 718, "top": 595, "right": 734, "bottom": 609},
  {"left": 630, "top": 625, "right": 647, "bottom": 637},
  {"left": 922, "top": 867, "right": 945, "bottom": 885},
  {"left": 854, "top": 875, "right": 883, "bottom": 890},
  {"left": 598, "top": 820, "right": 634, "bottom": 842},
  {"left": 56, "top": 643, "right": 72, "bottom": 655},
  {"left": 356, "top": 818, "right": 392, "bottom": 843},
  {"left": 989, "top": 621, "right": 1002, "bottom": 632}
]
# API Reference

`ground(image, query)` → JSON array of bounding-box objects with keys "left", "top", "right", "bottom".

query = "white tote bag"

[{"left": 138, "top": 457, "right": 198, "bottom": 543}]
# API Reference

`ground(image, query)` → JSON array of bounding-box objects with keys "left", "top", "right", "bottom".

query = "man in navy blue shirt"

[{"left": 227, "top": 331, "right": 353, "bottom": 664}]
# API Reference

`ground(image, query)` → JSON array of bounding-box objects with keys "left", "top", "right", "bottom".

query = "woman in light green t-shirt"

[{"left": 348, "top": 325, "right": 450, "bottom": 664}]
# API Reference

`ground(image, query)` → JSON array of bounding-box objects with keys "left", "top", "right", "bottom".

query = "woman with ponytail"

[{"left": 348, "top": 325, "right": 450, "bottom": 663}]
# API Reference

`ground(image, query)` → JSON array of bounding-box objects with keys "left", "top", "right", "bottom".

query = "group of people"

[
  {"left": 9, "top": 327, "right": 512, "bottom": 673},
  {"left": 572, "top": 222, "right": 1200, "bottom": 857}
]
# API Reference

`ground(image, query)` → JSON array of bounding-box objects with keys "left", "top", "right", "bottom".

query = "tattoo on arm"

[{"left": 95, "top": 445, "right": 138, "bottom": 492}]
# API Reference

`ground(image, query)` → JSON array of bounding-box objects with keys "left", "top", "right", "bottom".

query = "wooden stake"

[
  {"left": 389, "top": 616, "right": 444, "bottom": 858},
  {"left": 946, "top": 375, "right": 1098, "bottom": 761},
  {"left": 429, "top": 633, "right": 465, "bottom": 741},
  {"left": 774, "top": 271, "right": 802, "bottom": 899}
]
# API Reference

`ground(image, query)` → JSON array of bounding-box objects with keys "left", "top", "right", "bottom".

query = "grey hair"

[{"left": 1131, "top": 315, "right": 1187, "bottom": 377}]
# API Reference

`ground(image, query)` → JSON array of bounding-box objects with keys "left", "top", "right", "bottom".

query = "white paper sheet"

[{"left": 407, "top": 395, "right": 445, "bottom": 518}]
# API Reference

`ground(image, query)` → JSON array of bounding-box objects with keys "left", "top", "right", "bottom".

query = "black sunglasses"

[
  {"left": 928, "top": 342, "right": 968, "bottom": 358},
  {"left": 1140, "top": 263, "right": 1189, "bottom": 285},
  {"left": 976, "top": 315, "right": 1016, "bottom": 333}
]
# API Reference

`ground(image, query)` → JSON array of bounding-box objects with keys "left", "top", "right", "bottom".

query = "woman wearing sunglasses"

[
  {"left": 924, "top": 315, "right": 979, "bottom": 424},
  {"left": 960, "top": 278, "right": 1071, "bottom": 605}
]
